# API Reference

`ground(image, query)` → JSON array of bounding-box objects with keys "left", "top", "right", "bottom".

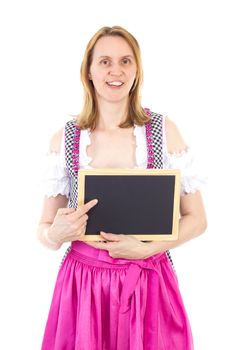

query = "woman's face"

[{"left": 89, "top": 35, "right": 137, "bottom": 104}]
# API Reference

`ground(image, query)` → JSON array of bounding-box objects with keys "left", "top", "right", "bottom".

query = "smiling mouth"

[{"left": 106, "top": 81, "right": 124, "bottom": 87}]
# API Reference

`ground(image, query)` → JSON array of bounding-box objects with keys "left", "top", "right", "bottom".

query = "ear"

[{"left": 88, "top": 73, "right": 92, "bottom": 80}]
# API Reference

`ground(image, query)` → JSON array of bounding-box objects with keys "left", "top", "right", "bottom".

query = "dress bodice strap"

[
  {"left": 64, "top": 119, "right": 80, "bottom": 208},
  {"left": 144, "top": 108, "right": 163, "bottom": 169}
]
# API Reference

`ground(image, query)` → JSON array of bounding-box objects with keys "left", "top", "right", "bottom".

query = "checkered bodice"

[{"left": 64, "top": 109, "right": 164, "bottom": 209}]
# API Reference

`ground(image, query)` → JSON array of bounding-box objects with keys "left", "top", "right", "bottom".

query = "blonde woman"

[{"left": 38, "top": 26, "right": 207, "bottom": 349}]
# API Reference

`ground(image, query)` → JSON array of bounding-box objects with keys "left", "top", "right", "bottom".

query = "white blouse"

[{"left": 41, "top": 124, "right": 206, "bottom": 198}]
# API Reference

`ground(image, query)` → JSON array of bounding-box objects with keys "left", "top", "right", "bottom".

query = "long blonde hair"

[{"left": 78, "top": 26, "right": 150, "bottom": 130}]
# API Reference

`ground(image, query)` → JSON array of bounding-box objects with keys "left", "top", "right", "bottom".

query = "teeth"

[{"left": 107, "top": 81, "right": 123, "bottom": 86}]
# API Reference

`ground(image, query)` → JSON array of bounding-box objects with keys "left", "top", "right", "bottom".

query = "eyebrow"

[{"left": 98, "top": 55, "right": 134, "bottom": 59}]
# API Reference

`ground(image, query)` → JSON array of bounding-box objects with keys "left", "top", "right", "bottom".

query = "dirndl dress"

[{"left": 41, "top": 110, "right": 196, "bottom": 349}]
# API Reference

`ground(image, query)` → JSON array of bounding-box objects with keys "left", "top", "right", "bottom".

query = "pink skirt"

[{"left": 41, "top": 241, "right": 193, "bottom": 350}]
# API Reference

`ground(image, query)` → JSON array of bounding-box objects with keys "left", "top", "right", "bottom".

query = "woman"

[{"left": 38, "top": 26, "right": 207, "bottom": 350}]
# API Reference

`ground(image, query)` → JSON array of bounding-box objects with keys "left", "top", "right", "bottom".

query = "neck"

[{"left": 96, "top": 98, "right": 129, "bottom": 131}]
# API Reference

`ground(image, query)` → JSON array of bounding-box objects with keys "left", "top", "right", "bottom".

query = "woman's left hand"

[{"left": 92, "top": 231, "right": 150, "bottom": 260}]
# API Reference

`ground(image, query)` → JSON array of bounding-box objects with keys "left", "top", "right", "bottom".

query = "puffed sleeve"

[
  {"left": 163, "top": 146, "right": 207, "bottom": 196},
  {"left": 41, "top": 129, "right": 70, "bottom": 198}
]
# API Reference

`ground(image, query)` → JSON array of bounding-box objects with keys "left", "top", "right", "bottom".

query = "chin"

[
  {"left": 107, "top": 97, "right": 129, "bottom": 104},
  {"left": 100, "top": 93, "right": 130, "bottom": 104}
]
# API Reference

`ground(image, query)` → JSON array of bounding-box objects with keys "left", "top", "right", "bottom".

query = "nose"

[{"left": 109, "top": 63, "right": 123, "bottom": 76}]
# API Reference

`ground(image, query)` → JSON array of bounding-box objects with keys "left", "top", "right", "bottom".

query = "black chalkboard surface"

[{"left": 77, "top": 169, "right": 180, "bottom": 241}]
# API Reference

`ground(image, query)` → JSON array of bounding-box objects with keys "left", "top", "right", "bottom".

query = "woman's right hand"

[{"left": 47, "top": 199, "right": 98, "bottom": 245}]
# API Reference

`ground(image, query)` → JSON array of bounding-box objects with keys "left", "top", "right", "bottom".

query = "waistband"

[{"left": 70, "top": 240, "right": 166, "bottom": 267}]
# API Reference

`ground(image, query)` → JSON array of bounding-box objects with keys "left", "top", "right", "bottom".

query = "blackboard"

[{"left": 77, "top": 168, "right": 180, "bottom": 241}]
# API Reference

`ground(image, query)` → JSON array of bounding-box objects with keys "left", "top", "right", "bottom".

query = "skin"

[{"left": 37, "top": 36, "right": 207, "bottom": 258}]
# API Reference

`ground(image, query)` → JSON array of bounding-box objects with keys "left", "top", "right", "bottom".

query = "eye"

[
  {"left": 121, "top": 58, "right": 131, "bottom": 65},
  {"left": 100, "top": 59, "right": 110, "bottom": 66}
]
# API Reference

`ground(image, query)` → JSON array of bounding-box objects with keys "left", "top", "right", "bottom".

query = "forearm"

[
  {"left": 143, "top": 214, "right": 207, "bottom": 258},
  {"left": 37, "top": 223, "right": 62, "bottom": 251}
]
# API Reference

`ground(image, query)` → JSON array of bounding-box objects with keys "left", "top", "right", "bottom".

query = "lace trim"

[
  {"left": 181, "top": 175, "right": 207, "bottom": 195},
  {"left": 79, "top": 129, "right": 93, "bottom": 169},
  {"left": 44, "top": 180, "right": 70, "bottom": 198},
  {"left": 42, "top": 152, "right": 70, "bottom": 198},
  {"left": 133, "top": 125, "right": 147, "bottom": 168},
  {"left": 163, "top": 147, "right": 207, "bottom": 195},
  {"left": 79, "top": 125, "right": 149, "bottom": 169}
]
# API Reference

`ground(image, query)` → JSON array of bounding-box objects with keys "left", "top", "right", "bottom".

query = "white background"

[{"left": 0, "top": 0, "right": 232, "bottom": 349}]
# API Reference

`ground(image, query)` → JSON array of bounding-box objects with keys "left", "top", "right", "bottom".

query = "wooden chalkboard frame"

[{"left": 77, "top": 168, "right": 180, "bottom": 241}]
